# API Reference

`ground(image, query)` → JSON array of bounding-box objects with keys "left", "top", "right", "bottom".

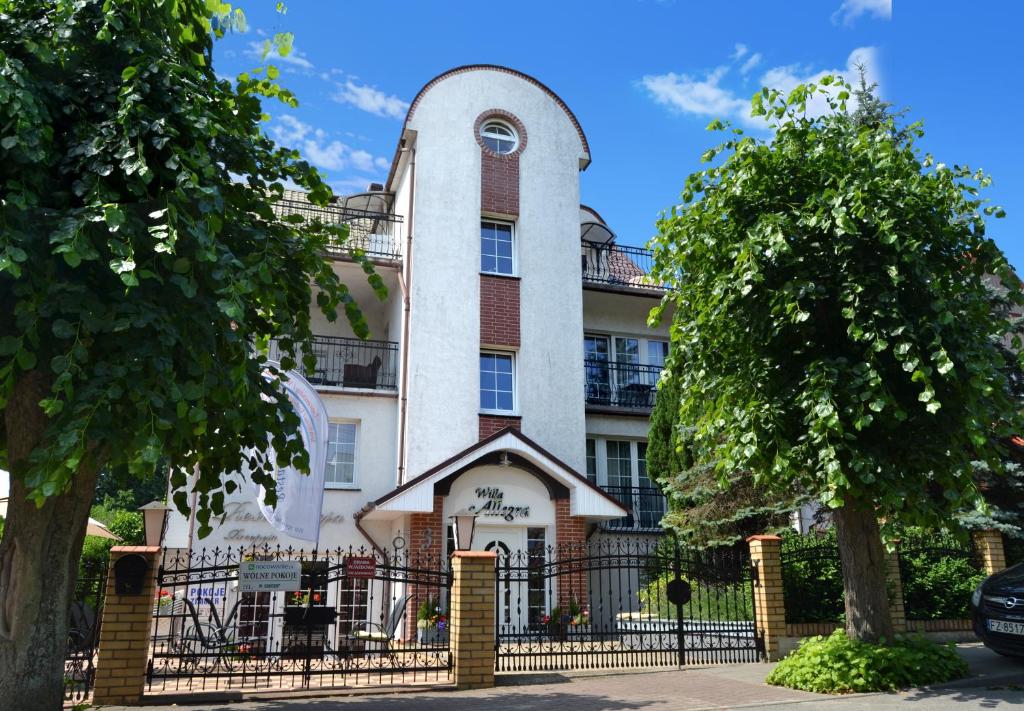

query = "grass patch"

[{"left": 766, "top": 630, "right": 968, "bottom": 694}]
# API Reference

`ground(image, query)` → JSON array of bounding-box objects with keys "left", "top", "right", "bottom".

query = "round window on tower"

[{"left": 480, "top": 120, "right": 519, "bottom": 155}]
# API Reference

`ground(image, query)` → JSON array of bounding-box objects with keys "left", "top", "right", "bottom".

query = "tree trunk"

[
  {"left": 0, "top": 371, "right": 102, "bottom": 711},
  {"left": 833, "top": 500, "right": 894, "bottom": 643}
]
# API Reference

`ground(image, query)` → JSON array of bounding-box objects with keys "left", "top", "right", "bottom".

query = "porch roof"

[{"left": 359, "top": 428, "right": 628, "bottom": 521}]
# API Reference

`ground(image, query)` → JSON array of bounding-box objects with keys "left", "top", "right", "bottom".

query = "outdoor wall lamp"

[{"left": 449, "top": 508, "right": 479, "bottom": 552}]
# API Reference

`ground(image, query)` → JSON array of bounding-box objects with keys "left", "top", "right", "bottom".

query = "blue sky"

[{"left": 213, "top": 0, "right": 1023, "bottom": 271}]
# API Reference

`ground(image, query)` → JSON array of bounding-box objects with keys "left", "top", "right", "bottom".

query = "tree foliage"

[
  {"left": 0, "top": 0, "right": 384, "bottom": 533},
  {"left": 648, "top": 76, "right": 1023, "bottom": 535}
]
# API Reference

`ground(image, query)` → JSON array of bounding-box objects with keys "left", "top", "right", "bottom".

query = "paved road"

[{"left": 102, "top": 644, "right": 1024, "bottom": 711}]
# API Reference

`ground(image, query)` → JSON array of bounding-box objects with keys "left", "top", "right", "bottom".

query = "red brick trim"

[
  {"left": 479, "top": 415, "right": 521, "bottom": 439},
  {"left": 746, "top": 535, "right": 783, "bottom": 542},
  {"left": 474, "top": 109, "right": 528, "bottom": 159},
  {"left": 480, "top": 274, "right": 520, "bottom": 347},
  {"left": 453, "top": 551, "right": 498, "bottom": 559},
  {"left": 555, "top": 498, "right": 588, "bottom": 610}
]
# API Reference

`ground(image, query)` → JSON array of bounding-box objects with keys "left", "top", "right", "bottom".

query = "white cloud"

[
  {"left": 640, "top": 66, "right": 748, "bottom": 120},
  {"left": 641, "top": 46, "right": 881, "bottom": 127},
  {"left": 244, "top": 41, "right": 314, "bottom": 70},
  {"left": 759, "top": 46, "right": 880, "bottom": 116},
  {"left": 832, "top": 0, "right": 891, "bottom": 25},
  {"left": 732, "top": 43, "right": 748, "bottom": 60},
  {"left": 740, "top": 52, "right": 763, "bottom": 75},
  {"left": 332, "top": 80, "right": 409, "bottom": 119},
  {"left": 269, "top": 116, "right": 389, "bottom": 175}
]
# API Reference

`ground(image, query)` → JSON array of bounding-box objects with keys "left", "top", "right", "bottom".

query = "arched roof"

[{"left": 402, "top": 64, "right": 591, "bottom": 162}]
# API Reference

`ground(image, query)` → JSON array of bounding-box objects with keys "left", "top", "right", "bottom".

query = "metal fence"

[
  {"left": 271, "top": 199, "right": 404, "bottom": 261},
  {"left": 780, "top": 532, "right": 844, "bottom": 624},
  {"left": 148, "top": 545, "right": 450, "bottom": 694},
  {"left": 581, "top": 240, "right": 659, "bottom": 291},
  {"left": 65, "top": 561, "right": 107, "bottom": 703},
  {"left": 268, "top": 335, "right": 399, "bottom": 391},
  {"left": 898, "top": 531, "right": 986, "bottom": 621},
  {"left": 494, "top": 537, "right": 760, "bottom": 672},
  {"left": 584, "top": 360, "right": 663, "bottom": 410},
  {"left": 601, "top": 486, "right": 668, "bottom": 532}
]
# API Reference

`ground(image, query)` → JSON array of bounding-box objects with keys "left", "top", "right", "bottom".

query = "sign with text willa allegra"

[{"left": 238, "top": 560, "right": 303, "bottom": 592}]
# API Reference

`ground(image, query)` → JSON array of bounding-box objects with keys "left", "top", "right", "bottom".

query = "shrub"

[
  {"left": 766, "top": 630, "right": 968, "bottom": 693},
  {"left": 781, "top": 531, "right": 845, "bottom": 624},
  {"left": 900, "top": 553, "right": 985, "bottom": 620},
  {"left": 640, "top": 571, "right": 754, "bottom": 621}
]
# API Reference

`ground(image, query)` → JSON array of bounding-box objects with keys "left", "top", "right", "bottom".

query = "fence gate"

[
  {"left": 65, "top": 561, "right": 107, "bottom": 703},
  {"left": 495, "top": 536, "right": 762, "bottom": 672},
  {"left": 147, "top": 545, "right": 451, "bottom": 694}
]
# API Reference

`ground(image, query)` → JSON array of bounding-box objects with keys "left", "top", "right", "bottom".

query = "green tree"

[
  {"left": 0, "top": 1, "right": 382, "bottom": 706},
  {"left": 648, "top": 77, "right": 1023, "bottom": 643},
  {"left": 648, "top": 367, "right": 798, "bottom": 547}
]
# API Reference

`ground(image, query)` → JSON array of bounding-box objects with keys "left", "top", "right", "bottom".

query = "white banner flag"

[{"left": 251, "top": 367, "right": 330, "bottom": 543}]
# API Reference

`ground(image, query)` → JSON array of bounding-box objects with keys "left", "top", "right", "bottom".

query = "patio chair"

[
  {"left": 344, "top": 595, "right": 408, "bottom": 660},
  {"left": 343, "top": 355, "right": 382, "bottom": 389}
]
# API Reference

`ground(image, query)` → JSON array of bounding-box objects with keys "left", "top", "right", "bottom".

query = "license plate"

[{"left": 988, "top": 619, "right": 1024, "bottom": 636}]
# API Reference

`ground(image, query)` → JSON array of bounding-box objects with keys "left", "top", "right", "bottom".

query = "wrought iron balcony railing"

[
  {"left": 581, "top": 239, "right": 661, "bottom": 291},
  {"left": 272, "top": 198, "right": 404, "bottom": 261},
  {"left": 269, "top": 335, "right": 398, "bottom": 391},
  {"left": 584, "top": 359, "right": 663, "bottom": 410},
  {"left": 601, "top": 485, "right": 667, "bottom": 531}
]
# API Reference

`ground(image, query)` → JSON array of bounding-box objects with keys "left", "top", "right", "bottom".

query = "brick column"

[
  {"left": 450, "top": 550, "right": 496, "bottom": 690},
  {"left": 93, "top": 545, "right": 161, "bottom": 706},
  {"left": 747, "top": 535, "right": 785, "bottom": 662},
  {"left": 554, "top": 498, "right": 587, "bottom": 612},
  {"left": 406, "top": 495, "right": 445, "bottom": 641},
  {"left": 884, "top": 544, "right": 908, "bottom": 633},
  {"left": 973, "top": 529, "right": 1007, "bottom": 575}
]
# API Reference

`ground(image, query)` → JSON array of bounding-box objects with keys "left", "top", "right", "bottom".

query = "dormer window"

[{"left": 480, "top": 120, "right": 518, "bottom": 154}]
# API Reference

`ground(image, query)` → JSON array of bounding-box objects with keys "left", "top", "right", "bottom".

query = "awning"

[{"left": 361, "top": 428, "right": 628, "bottom": 521}]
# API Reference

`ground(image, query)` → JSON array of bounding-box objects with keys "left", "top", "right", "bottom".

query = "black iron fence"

[
  {"left": 148, "top": 545, "right": 450, "bottom": 693},
  {"left": 272, "top": 199, "right": 404, "bottom": 261},
  {"left": 494, "top": 537, "right": 760, "bottom": 672},
  {"left": 65, "top": 561, "right": 107, "bottom": 703},
  {"left": 780, "top": 532, "right": 844, "bottom": 624},
  {"left": 584, "top": 360, "right": 663, "bottom": 410},
  {"left": 581, "top": 239, "right": 659, "bottom": 291},
  {"left": 601, "top": 486, "right": 668, "bottom": 532},
  {"left": 269, "top": 335, "right": 398, "bottom": 391},
  {"left": 898, "top": 531, "right": 985, "bottom": 621}
]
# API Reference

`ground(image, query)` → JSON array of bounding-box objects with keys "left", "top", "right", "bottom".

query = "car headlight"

[{"left": 971, "top": 583, "right": 984, "bottom": 608}]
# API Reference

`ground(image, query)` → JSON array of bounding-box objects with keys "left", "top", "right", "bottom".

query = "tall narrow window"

[
  {"left": 585, "top": 439, "right": 597, "bottom": 483},
  {"left": 325, "top": 422, "right": 357, "bottom": 487},
  {"left": 606, "top": 440, "right": 633, "bottom": 489},
  {"left": 480, "top": 352, "right": 515, "bottom": 412},
  {"left": 481, "top": 221, "right": 514, "bottom": 275}
]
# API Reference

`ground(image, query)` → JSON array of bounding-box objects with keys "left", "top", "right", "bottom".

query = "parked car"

[{"left": 972, "top": 561, "right": 1024, "bottom": 657}]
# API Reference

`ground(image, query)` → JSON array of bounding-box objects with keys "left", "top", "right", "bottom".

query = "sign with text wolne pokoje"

[{"left": 238, "top": 560, "right": 303, "bottom": 592}]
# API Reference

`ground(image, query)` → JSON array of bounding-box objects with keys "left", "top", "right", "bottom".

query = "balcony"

[
  {"left": 584, "top": 360, "right": 662, "bottom": 411},
  {"left": 581, "top": 239, "right": 661, "bottom": 292},
  {"left": 272, "top": 193, "right": 404, "bottom": 262},
  {"left": 601, "top": 485, "right": 667, "bottom": 532},
  {"left": 269, "top": 335, "right": 398, "bottom": 391}
]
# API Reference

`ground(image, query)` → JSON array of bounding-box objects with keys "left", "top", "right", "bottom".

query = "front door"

[{"left": 480, "top": 526, "right": 527, "bottom": 636}]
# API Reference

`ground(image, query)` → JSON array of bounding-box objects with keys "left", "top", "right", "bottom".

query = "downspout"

[
  {"left": 396, "top": 146, "right": 415, "bottom": 484},
  {"left": 353, "top": 505, "right": 388, "bottom": 559}
]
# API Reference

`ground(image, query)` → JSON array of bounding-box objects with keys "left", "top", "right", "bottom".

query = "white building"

[{"left": 164, "top": 64, "right": 672, "bottom": 565}]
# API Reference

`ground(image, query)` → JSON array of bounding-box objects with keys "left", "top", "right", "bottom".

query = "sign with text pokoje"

[{"left": 238, "top": 560, "right": 303, "bottom": 592}]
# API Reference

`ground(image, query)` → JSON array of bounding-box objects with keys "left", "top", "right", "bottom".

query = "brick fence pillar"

[
  {"left": 884, "top": 543, "right": 908, "bottom": 633},
  {"left": 747, "top": 535, "right": 785, "bottom": 662},
  {"left": 450, "top": 550, "right": 496, "bottom": 690},
  {"left": 93, "top": 545, "right": 161, "bottom": 705},
  {"left": 972, "top": 529, "right": 1007, "bottom": 575}
]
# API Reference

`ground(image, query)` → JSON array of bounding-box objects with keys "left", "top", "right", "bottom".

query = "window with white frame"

[
  {"left": 583, "top": 334, "right": 669, "bottom": 407},
  {"left": 480, "top": 120, "right": 519, "bottom": 154},
  {"left": 588, "top": 437, "right": 666, "bottom": 529},
  {"left": 480, "top": 352, "right": 515, "bottom": 412},
  {"left": 324, "top": 422, "right": 357, "bottom": 487},
  {"left": 481, "top": 221, "right": 515, "bottom": 276}
]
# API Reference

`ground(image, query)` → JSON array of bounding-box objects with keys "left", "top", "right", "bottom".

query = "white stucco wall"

[
  {"left": 582, "top": 290, "right": 670, "bottom": 337},
  {"left": 403, "top": 69, "right": 588, "bottom": 479},
  {"left": 163, "top": 391, "right": 397, "bottom": 553}
]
